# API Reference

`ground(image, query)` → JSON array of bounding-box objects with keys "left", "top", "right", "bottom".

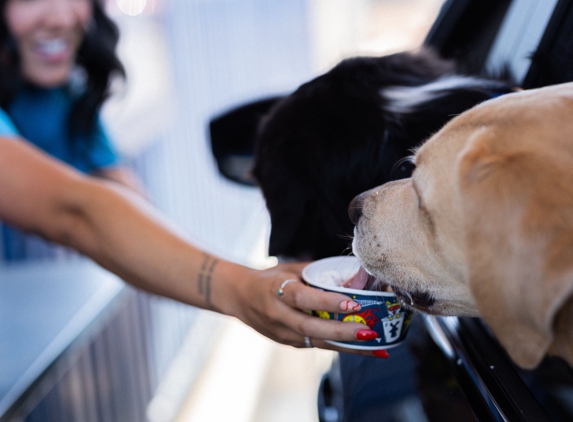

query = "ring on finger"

[
  {"left": 277, "top": 279, "right": 298, "bottom": 299},
  {"left": 304, "top": 336, "right": 313, "bottom": 348}
]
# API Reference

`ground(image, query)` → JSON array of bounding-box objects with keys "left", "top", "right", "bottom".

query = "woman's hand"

[{"left": 221, "top": 262, "right": 388, "bottom": 357}]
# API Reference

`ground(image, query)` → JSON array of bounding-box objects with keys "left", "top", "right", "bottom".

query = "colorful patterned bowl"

[{"left": 302, "top": 256, "right": 413, "bottom": 350}]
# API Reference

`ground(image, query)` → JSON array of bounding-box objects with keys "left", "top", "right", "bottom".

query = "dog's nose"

[{"left": 348, "top": 193, "right": 365, "bottom": 225}]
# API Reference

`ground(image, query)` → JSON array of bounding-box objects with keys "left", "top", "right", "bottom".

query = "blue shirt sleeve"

[
  {"left": 0, "top": 107, "right": 20, "bottom": 137},
  {"left": 84, "top": 118, "right": 122, "bottom": 171}
]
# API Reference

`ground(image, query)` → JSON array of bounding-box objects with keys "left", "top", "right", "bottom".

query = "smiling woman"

[
  {"left": 0, "top": 0, "right": 146, "bottom": 261},
  {"left": 4, "top": 0, "right": 92, "bottom": 87}
]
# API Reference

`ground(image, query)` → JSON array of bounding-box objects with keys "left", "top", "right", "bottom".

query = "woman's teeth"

[{"left": 38, "top": 39, "right": 67, "bottom": 55}]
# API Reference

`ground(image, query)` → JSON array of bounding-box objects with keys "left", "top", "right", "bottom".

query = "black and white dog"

[
  {"left": 209, "top": 47, "right": 514, "bottom": 422},
  {"left": 250, "top": 48, "right": 514, "bottom": 261}
]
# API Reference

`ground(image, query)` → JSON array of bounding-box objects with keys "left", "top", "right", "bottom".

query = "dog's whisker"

[
  {"left": 341, "top": 245, "right": 354, "bottom": 257},
  {"left": 338, "top": 233, "right": 354, "bottom": 241},
  {"left": 403, "top": 290, "right": 414, "bottom": 306}
]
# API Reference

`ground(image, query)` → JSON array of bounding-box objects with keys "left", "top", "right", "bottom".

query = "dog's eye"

[{"left": 391, "top": 160, "right": 416, "bottom": 180}]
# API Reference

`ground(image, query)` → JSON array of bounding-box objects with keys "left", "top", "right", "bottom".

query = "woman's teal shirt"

[
  {"left": 1, "top": 86, "right": 119, "bottom": 172},
  {"left": 0, "top": 86, "right": 122, "bottom": 261}
]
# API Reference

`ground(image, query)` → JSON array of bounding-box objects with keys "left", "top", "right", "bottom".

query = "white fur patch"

[{"left": 381, "top": 76, "right": 495, "bottom": 114}]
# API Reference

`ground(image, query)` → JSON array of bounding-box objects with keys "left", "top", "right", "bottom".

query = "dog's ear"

[
  {"left": 457, "top": 130, "right": 573, "bottom": 368},
  {"left": 209, "top": 96, "right": 284, "bottom": 185}
]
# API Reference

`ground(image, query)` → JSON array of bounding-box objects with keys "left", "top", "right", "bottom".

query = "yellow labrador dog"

[{"left": 350, "top": 82, "right": 573, "bottom": 369}]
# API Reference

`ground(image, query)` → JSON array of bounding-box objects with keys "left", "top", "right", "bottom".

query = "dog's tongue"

[{"left": 343, "top": 266, "right": 375, "bottom": 290}]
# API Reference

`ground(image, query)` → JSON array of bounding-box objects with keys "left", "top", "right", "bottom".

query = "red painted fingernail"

[
  {"left": 356, "top": 329, "right": 378, "bottom": 341},
  {"left": 373, "top": 350, "right": 390, "bottom": 359}
]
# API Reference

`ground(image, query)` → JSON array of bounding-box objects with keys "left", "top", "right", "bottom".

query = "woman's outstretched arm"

[{"left": 0, "top": 137, "right": 374, "bottom": 351}]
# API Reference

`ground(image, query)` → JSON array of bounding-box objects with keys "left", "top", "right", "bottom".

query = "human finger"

[
  {"left": 281, "top": 303, "right": 374, "bottom": 343},
  {"left": 277, "top": 278, "right": 363, "bottom": 314}
]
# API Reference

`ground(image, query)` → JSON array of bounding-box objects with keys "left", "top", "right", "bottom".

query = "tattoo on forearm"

[{"left": 198, "top": 253, "right": 219, "bottom": 310}]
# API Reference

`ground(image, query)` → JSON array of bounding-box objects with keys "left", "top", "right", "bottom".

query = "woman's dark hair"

[{"left": 0, "top": 0, "right": 125, "bottom": 137}]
